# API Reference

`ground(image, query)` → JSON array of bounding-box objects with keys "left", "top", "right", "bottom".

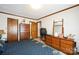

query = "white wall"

[
  {"left": 40, "top": 17, "right": 53, "bottom": 35},
  {"left": 0, "top": 13, "right": 36, "bottom": 41},
  {"left": 39, "top": 6, "right": 79, "bottom": 42}
]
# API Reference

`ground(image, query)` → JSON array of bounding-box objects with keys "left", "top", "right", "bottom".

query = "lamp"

[
  {"left": 0, "top": 30, "right": 5, "bottom": 34},
  {"left": 30, "top": 4, "right": 42, "bottom": 9},
  {"left": 0, "top": 30, "right": 5, "bottom": 39}
]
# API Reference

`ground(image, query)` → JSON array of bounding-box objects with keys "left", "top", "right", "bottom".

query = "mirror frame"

[{"left": 53, "top": 19, "right": 64, "bottom": 37}]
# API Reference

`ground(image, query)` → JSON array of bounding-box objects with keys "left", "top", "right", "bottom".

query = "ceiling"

[{"left": 0, "top": 4, "right": 75, "bottom": 20}]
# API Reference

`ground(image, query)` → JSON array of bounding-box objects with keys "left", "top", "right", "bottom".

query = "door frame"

[{"left": 37, "top": 21, "right": 41, "bottom": 38}]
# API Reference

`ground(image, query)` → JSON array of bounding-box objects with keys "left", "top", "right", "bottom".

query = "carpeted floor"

[{"left": 2, "top": 39, "right": 61, "bottom": 55}]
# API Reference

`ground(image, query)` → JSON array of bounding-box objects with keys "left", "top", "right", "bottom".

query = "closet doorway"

[
  {"left": 30, "top": 22, "right": 38, "bottom": 39},
  {"left": 7, "top": 18, "right": 18, "bottom": 42}
]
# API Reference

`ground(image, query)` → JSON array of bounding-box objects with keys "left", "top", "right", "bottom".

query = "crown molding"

[
  {"left": 0, "top": 11, "right": 36, "bottom": 20},
  {"left": 0, "top": 4, "right": 79, "bottom": 20},
  {"left": 37, "top": 4, "right": 79, "bottom": 20}
]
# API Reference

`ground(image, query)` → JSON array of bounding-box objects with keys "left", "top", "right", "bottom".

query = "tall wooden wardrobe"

[{"left": 20, "top": 23, "right": 30, "bottom": 40}]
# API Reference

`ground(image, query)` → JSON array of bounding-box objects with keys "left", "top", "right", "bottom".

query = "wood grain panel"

[
  {"left": 7, "top": 18, "right": 18, "bottom": 42},
  {"left": 20, "top": 24, "right": 30, "bottom": 40},
  {"left": 43, "top": 35, "right": 75, "bottom": 55},
  {"left": 31, "top": 22, "right": 38, "bottom": 38}
]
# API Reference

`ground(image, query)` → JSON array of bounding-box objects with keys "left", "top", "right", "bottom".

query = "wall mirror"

[{"left": 53, "top": 19, "right": 64, "bottom": 38}]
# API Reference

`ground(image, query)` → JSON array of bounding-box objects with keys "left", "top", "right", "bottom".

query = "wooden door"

[
  {"left": 31, "top": 22, "right": 38, "bottom": 38},
  {"left": 20, "top": 24, "right": 30, "bottom": 40},
  {"left": 7, "top": 18, "right": 18, "bottom": 42}
]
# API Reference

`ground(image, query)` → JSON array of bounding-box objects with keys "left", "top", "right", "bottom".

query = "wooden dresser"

[
  {"left": 60, "top": 38, "right": 75, "bottom": 54},
  {"left": 43, "top": 35, "right": 75, "bottom": 55}
]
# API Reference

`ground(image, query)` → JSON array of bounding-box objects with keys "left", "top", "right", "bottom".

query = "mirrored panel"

[{"left": 53, "top": 19, "right": 64, "bottom": 38}]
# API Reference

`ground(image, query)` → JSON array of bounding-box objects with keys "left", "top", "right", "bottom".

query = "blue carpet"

[{"left": 2, "top": 39, "right": 61, "bottom": 55}]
